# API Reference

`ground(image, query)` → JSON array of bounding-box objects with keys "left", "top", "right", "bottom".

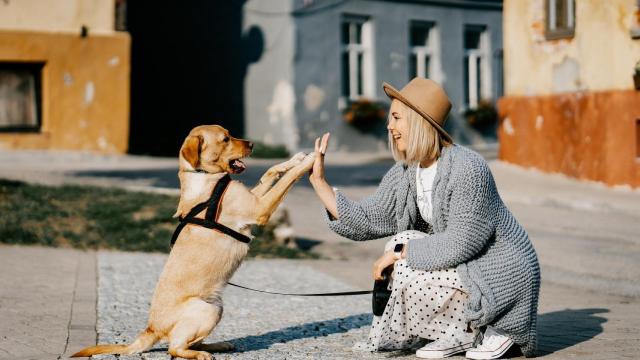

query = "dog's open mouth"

[{"left": 229, "top": 158, "right": 247, "bottom": 174}]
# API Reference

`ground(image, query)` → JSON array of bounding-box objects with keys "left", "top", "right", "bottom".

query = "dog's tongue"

[{"left": 232, "top": 159, "right": 246, "bottom": 173}]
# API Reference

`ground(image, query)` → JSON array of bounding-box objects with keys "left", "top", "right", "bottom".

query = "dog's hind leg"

[{"left": 168, "top": 298, "right": 222, "bottom": 360}]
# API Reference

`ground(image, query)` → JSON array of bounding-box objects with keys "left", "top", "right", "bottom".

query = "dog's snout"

[{"left": 248, "top": 142, "right": 254, "bottom": 150}]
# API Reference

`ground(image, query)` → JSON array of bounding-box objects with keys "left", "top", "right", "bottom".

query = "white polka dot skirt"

[{"left": 354, "top": 230, "right": 477, "bottom": 352}]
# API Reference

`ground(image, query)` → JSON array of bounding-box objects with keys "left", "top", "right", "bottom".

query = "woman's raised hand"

[{"left": 309, "top": 132, "right": 330, "bottom": 184}]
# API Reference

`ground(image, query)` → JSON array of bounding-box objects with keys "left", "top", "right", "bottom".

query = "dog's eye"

[{"left": 223, "top": 137, "right": 229, "bottom": 143}]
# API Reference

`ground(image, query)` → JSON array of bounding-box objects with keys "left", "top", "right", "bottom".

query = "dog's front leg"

[
  {"left": 250, "top": 152, "right": 307, "bottom": 197},
  {"left": 253, "top": 152, "right": 316, "bottom": 225}
]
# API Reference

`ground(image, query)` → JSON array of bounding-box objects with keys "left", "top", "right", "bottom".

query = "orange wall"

[
  {"left": 0, "top": 30, "right": 130, "bottom": 153},
  {"left": 498, "top": 90, "right": 640, "bottom": 188}
]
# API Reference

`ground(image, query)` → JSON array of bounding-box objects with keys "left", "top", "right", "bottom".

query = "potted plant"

[
  {"left": 464, "top": 100, "right": 498, "bottom": 133},
  {"left": 634, "top": 60, "right": 640, "bottom": 90},
  {"left": 343, "top": 99, "right": 387, "bottom": 132}
]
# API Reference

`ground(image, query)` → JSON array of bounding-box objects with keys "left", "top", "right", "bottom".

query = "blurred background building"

[
  {"left": 244, "top": 0, "right": 503, "bottom": 152},
  {"left": 499, "top": 0, "right": 640, "bottom": 187},
  {"left": 0, "top": 0, "right": 130, "bottom": 153},
  {"left": 1, "top": 0, "right": 639, "bottom": 187}
]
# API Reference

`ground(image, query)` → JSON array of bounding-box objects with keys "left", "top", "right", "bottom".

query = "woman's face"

[{"left": 387, "top": 100, "right": 409, "bottom": 152}]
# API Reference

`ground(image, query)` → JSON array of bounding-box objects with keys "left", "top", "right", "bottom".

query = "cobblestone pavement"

[
  {"left": 93, "top": 252, "right": 415, "bottom": 360},
  {"left": 93, "top": 252, "right": 640, "bottom": 360}
]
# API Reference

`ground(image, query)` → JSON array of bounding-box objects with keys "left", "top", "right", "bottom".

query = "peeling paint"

[
  {"left": 107, "top": 56, "right": 120, "bottom": 67},
  {"left": 535, "top": 115, "right": 544, "bottom": 130},
  {"left": 552, "top": 57, "right": 581, "bottom": 93},
  {"left": 267, "top": 80, "right": 298, "bottom": 151},
  {"left": 84, "top": 81, "right": 95, "bottom": 105},
  {"left": 303, "top": 84, "right": 325, "bottom": 112},
  {"left": 63, "top": 72, "right": 73, "bottom": 86},
  {"left": 503, "top": 117, "right": 515, "bottom": 135},
  {"left": 97, "top": 136, "right": 108, "bottom": 150}
]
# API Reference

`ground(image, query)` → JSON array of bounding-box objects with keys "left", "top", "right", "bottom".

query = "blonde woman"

[{"left": 309, "top": 78, "right": 540, "bottom": 359}]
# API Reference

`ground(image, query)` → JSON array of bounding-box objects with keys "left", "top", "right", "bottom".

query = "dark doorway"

[{"left": 127, "top": 1, "right": 263, "bottom": 155}]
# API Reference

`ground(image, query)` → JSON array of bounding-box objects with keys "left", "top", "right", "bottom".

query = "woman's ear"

[{"left": 181, "top": 135, "right": 202, "bottom": 169}]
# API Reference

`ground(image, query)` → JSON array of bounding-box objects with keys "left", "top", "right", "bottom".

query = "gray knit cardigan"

[{"left": 324, "top": 144, "right": 540, "bottom": 357}]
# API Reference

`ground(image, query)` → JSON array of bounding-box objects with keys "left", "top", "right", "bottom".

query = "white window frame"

[
  {"left": 341, "top": 16, "right": 375, "bottom": 101},
  {"left": 464, "top": 26, "right": 491, "bottom": 109},
  {"left": 409, "top": 22, "right": 443, "bottom": 84},
  {"left": 546, "top": 0, "right": 575, "bottom": 39}
]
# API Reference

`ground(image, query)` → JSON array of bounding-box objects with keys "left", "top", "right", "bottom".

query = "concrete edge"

[{"left": 62, "top": 251, "right": 97, "bottom": 359}]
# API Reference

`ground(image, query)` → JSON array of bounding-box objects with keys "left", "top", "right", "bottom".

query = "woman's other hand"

[
  {"left": 373, "top": 251, "right": 397, "bottom": 280},
  {"left": 309, "top": 132, "right": 330, "bottom": 184}
]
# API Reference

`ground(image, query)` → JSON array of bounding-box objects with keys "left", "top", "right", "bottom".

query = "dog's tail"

[{"left": 71, "top": 328, "right": 158, "bottom": 357}]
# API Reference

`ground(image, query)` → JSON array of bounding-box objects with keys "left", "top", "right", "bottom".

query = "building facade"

[
  {"left": 244, "top": 0, "right": 503, "bottom": 153},
  {"left": 498, "top": 0, "right": 640, "bottom": 187},
  {"left": 0, "top": 0, "right": 130, "bottom": 153}
]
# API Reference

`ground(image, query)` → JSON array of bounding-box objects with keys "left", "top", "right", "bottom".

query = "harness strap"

[{"left": 171, "top": 174, "right": 251, "bottom": 246}]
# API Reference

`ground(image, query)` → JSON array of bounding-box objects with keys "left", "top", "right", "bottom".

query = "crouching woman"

[{"left": 308, "top": 78, "right": 540, "bottom": 359}]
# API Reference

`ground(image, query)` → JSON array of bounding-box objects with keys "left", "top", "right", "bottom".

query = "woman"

[{"left": 308, "top": 78, "right": 540, "bottom": 359}]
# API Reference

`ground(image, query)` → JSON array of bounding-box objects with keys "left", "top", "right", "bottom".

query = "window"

[
  {"left": 341, "top": 15, "right": 374, "bottom": 100},
  {"left": 0, "top": 63, "right": 43, "bottom": 132},
  {"left": 546, "top": 0, "right": 575, "bottom": 40},
  {"left": 463, "top": 25, "right": 491, "bottom": 109},
  {"left": 409, "top": 21, "right": 442, "bottom": 83}
]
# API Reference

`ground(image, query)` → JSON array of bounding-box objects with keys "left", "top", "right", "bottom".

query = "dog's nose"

[{"left": 248, "top": 142, "right": 254, "bottom": 149}]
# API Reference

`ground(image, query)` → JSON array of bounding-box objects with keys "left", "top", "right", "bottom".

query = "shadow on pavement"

[
  {"left": 226, "top": 313, "right": 372, "bottom": 352},
  {"left": 536, "top": 308, "right": 608, "bottom": 355},
  {"left": 72, "top": 162, "right": 394, "bottom": 189}
]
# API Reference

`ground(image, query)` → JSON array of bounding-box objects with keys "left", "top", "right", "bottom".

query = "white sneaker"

[
  {"left": 415, "top": 337, "right": 475, "bottom": 359},
  {"left": 465, "top": 326, "right": 514, "bottom": 359}
]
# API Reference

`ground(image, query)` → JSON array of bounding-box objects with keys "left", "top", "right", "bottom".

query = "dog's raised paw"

[{"left": 291, "top": 152, "right": 307, "bottom": 162}]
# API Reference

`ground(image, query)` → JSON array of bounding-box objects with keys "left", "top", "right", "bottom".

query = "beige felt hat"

[{"left": 383, "top": 78, "right": 453, "bottom": 143}]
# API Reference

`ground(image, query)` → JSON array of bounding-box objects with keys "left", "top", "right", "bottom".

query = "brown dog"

[{"left": 72, "top": 125, "right": 316, "bottom": 360}]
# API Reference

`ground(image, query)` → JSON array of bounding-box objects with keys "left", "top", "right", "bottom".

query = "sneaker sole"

[
  {"left": 465, "top": 339, "right": 514, "bottom": 360},
  {"left": 416, "top": 342, "right": 474, "bottom": 359}
]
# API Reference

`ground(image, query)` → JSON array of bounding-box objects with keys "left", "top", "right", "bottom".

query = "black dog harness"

[
  {"left": 171, "top": 173, "right": 251, "bottom": 246},
  {"left": 169, "top": 172, "right": 372, "bottom": 298}
]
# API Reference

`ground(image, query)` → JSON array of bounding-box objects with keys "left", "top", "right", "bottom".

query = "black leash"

[
  {"left": 227, "top": 282, "right": 372, "bottom": 296},
  {"left": 171, "top": 173, "right": 251, "bottom": 246}
]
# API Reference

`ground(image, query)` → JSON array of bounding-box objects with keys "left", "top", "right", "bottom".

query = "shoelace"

[{"left": 475, "top": 333, "right": 509, "bottom": 350}]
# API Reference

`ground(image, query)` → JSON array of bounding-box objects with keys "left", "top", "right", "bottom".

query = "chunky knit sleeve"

[
  {"left": 406, "top": 155, "right": 497, "bottom": 270},
  {"left": 322, "top": 164, "right": 400, "bottom": 241}
]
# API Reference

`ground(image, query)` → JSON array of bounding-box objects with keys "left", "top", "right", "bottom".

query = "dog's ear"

[{"left": 181, "top": 135, "right": 202, "bottom": 169}]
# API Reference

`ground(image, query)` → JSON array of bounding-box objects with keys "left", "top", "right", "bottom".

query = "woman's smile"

[{"left": 388, "top": 100, "right": 409, "bottom": 152}]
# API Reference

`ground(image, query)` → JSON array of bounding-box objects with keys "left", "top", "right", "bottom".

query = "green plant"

[
  {"left": 0, "top": 179, "right": 317, "bottom": 258},
  {"left": 250, "top": 141, "right": 290, "bottom": 159},
  {"left": 343, "top": 99, "right": 387, "bottom": 131},
  {"left": 464, "top": 100, "right": 498, "bottom": 132}
]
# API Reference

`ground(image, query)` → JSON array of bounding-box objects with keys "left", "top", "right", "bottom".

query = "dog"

[{"left": 72, "top": 125, "right": 316, "bottom": 360}]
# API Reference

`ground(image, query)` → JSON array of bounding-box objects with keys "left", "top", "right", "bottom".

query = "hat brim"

[{"left": 383, "top": 82, "right": 453, "bottom": 143}]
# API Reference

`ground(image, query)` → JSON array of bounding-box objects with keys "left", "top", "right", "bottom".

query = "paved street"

[{"left": 0, "top": 148, "right": 639, "bottom": 359}]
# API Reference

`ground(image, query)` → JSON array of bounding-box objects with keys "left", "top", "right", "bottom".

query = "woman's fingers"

[
  {"left": 314, "top": 137, "right": 320, "bottom": 152},
  {"left": 320, "top": 133, "right": 330, "bottom": 154}
]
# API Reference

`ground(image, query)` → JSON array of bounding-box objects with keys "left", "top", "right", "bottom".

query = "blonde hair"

[{"left": 388, "top": 100, "right": 451, "bottom": 166}]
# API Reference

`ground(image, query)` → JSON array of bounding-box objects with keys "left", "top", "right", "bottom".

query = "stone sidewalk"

[
  {"left": 1, "top": 148, "right": 639, "bottom": 359},
  {"left": 0, "top": 245, "right": 97, "bottom": 360}
]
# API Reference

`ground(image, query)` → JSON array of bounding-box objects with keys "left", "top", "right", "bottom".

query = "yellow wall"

[
  {"left": 0, "top": 31, "right": 130, "bottom": 153},
  {"left": 0, "top": 0, "right": 114, "bottom": 34},
  {"left": 504, "top": 0, "right": 640, "bottom": 96}
]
